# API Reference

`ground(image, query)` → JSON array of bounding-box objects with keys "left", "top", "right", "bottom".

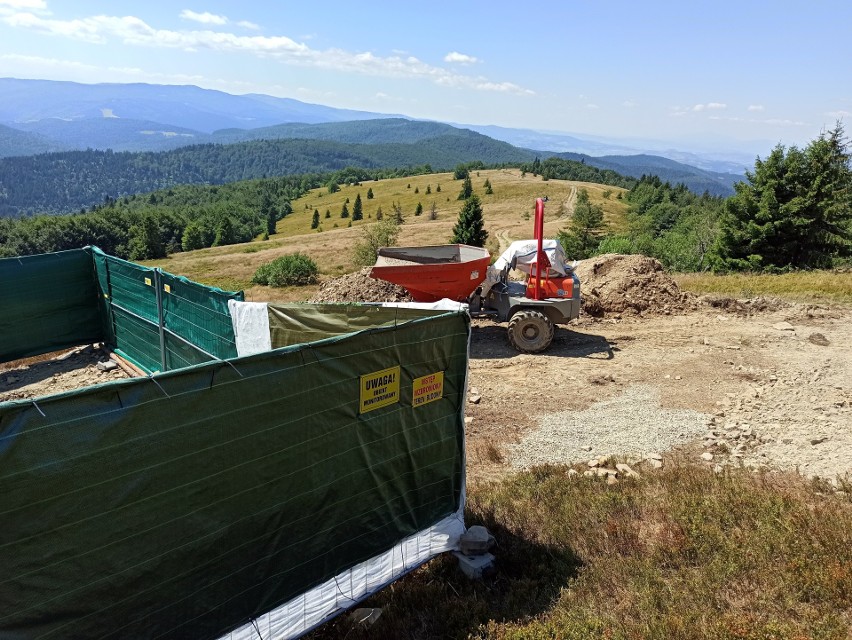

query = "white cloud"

[
  {"left": 763, "top": 118, "right": 807, "bottom": 126},
  {"left": 237, "top": 20, "right": 259, "bottom": 30},
  {"left": 747, "top": 104, "right": 764, "bottom": 112},
  {"left": 692, "top": 102, "right": 726, "bottom": 112},
  {"left": 444, "top": 51, "right": 479, "bottom": 64},
  {"left": 1, "top": 10, "right": 533, "bottom": 95},
  {"left": 0, "top": 0, "right": 46, "bottom": 9},
  {"left": 179, "top": 10, "right": 227, "bottom": 25},
  {"left": 827, "top": 110, "right": 851, "bottom": 118},
  {"left": 586, "top": 103, "right": 599, "bottom": 110},
  {"left": 622, "top": 100, "right": 638, "bottom": 108}
]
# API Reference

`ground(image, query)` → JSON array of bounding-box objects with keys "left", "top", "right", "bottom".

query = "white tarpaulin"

[{"left": 493, "top": 239, "right": 569, "bottom": 276}]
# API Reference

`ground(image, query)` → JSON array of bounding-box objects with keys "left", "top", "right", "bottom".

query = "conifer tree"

[
  {"left": 717, "top": 122, "right": 851, "bottom": 270},
  {"left": 451, "top": 195, "right": 488, "bottom": 247},
  {"left": 457, "top": 175, "right": 473, "bottom": 200},
  {"left": 352, "top": 193, "right": 363, "bottom": 221}
]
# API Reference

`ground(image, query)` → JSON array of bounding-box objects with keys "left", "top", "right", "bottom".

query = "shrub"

[
  {"left": 251, "top": 253, "right": 319, "bottom": 287},
  {"left": 352, "top": 219, "right": 400, "bottom": 267},
  {"left": 595, "top": 235, "right": 636, "bottom": 255}
]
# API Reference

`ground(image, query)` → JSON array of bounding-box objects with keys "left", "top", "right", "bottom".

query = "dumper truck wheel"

[{"left": 507, "top": 309, "right": 554, "bottom": 353}]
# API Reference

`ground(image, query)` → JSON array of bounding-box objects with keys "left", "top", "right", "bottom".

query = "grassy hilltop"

[{"left": 146, "top": 169, "right": 628, "bottom": 300}]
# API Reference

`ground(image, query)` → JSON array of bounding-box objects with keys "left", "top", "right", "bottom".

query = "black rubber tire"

[{"left": 507, "top": 309, "right": 554, "bottom": 353}]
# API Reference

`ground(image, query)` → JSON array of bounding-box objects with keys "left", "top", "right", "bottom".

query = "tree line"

[{"left": 556, "top": 123, "right": 851, "bottom": 272}]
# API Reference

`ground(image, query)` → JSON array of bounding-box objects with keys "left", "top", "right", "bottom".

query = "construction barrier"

[
  {"left": 0, "top": 246, "right": 243, "bottom": 372},
  {"left": 0, "top": 248, "right": 470, "bottom": 640}
]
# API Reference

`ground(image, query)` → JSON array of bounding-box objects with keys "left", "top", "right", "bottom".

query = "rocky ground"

[
  {"left": 461, "top": 255, "right": 851, "bottom": 490},
  {"left": 466, "top": 300, "right": 851, "bottom": 489},
  {"left": 0, "top": 344, "right": 130, "bottom": 403}
]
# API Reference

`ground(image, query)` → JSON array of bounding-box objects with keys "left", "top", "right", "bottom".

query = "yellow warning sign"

[
  {"left": 163, "top": 284, "right": 171, "bottom": 293},
  {"left": 359, "top": 366, "right": 400, "bottom": 414},
  {"left": 144, "top": 277, "right": 152, "bottom": 286},
  {"left": 412, "top": 371, "right": 444, "bottom": 408}
]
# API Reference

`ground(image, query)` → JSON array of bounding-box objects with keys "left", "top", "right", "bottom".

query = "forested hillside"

[
  {"left": 209, "top": 118, "right": 477, "bottom": 145},
  {"left": 0, "top": 175, "right": 307, "bottom": 260},
  {"left": 0, "top": 124, "right": 66, "bottom": 158},
  {"left": 554, "top": 151, "right": 739, "bottom": 196},
  {"left": 0, "top": 136, "right": 532, "bottom": 217},
  {"left": 518, "top": 157, "right": 636, "bottom": 189}
]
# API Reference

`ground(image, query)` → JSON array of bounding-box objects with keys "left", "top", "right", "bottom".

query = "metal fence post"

[{"left": 154, "top": 269, "right": 167, "bottom": 372}]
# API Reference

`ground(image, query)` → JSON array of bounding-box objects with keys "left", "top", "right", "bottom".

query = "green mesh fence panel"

[
  {"left": 0, "top": 248, "right": 102, "bottom": 362},
  {"left": 91, "top": 248, "right": 243, "bottom": 373},
  {"left": 0, "top": 310, "right": 469, "bottom": 640},
  {"left": 161, "top": 271, "right": 242, "bottom": 366},
  {"left": 92, "top": 249, "right": 162, "bottom": 372}
]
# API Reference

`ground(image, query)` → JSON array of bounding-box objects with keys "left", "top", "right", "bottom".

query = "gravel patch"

[{"left": 509, "top": 385, "right": 711, "bottom": 469}]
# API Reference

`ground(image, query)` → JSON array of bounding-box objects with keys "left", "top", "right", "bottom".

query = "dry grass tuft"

[
  {"left": 309, "top": 464, "right": 852, "bottom": 640},
  {"left": 676, "top": 271, "right": 852, "bottom": 304}
]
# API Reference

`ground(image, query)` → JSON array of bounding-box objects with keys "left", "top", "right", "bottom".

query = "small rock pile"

[
  {"left": 310, "top": 268, "right": 414, "bottom": 303},
  {"left": 574, "top": 253, "right": 697, "bottom": 317}
]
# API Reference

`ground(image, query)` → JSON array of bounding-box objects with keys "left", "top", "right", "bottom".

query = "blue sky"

[{"left": 0, "top": 0, "right": 849, "bottom": 152}]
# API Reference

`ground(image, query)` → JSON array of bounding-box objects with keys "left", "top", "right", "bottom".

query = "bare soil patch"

[
  {"left": 0, "top": 344, "right": 129, "bottom": 403},
  {"left": 466, "top": 301, "right": 852, "bottom": 488}
]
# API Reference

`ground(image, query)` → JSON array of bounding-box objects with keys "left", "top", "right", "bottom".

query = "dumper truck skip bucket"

[{"left": 370, "top": 244, "right": 491, "bottom": 302}]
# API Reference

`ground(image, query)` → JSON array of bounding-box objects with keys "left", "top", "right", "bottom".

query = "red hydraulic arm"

[{"left": 531, "top": 197, "right": 551, "bottom": 300}]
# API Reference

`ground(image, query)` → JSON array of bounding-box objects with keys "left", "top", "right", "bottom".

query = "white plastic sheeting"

[
  {"left": 228, "top": 300, "right": 272, "bottom": 357},
  {"left": 219, "top": 511, "right": 465, "bottom": 640},
  {"left": 378, "top": 299, "right": 469, "bottom": 312},
  {"left": 493, "top": 239, "right": 569, "bottom": 276},
  {"left": 483, "top": 240, "right": 574, "bottom": 298}
]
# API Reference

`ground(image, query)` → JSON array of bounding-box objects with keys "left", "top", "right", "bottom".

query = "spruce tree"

[
  {"left": 341, "top": 202, "right": 349, "bottom": 218},
  {"left": 311, "top": 209, "right": 320, "bottom": 229},
  {"left": 367, "top": 187, "right": 374, "bottom": 199},
  {"left": 451, "top": 195, "right": 488, "bottom": 247},
  {"left": 415, "top": 202, "right": 423, "bottom": 216},
  {"left": 717, "top": 122, "right": 851, "bottom": 270},
  {"left": 457, "top": 175, "right": 473, "bottom": 200},
  {"left": 352, "top": 193, "right": 363, "bottom": 221}
]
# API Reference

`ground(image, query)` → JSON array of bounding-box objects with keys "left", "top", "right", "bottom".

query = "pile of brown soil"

[
  {"left": 310, "top": 268, "right": 414, "bottom": 303},
  {"left": 574, "top": 254, "right": 697, "bottom": 317}
]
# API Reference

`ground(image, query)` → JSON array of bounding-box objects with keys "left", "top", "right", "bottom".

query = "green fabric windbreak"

[
  {"left": 0, "top": 310, "right": 469, "bottom": 640},
  {"left": 267, "top": 303, "right": 453, "bottom": 347},
  {"left": 91, "top": 247, "right": 243, "bottom": 373},
  {"left": 92, "top": 248, "right": 161, "bottom": 372},
  {"left": 0, "top": 248, "right": 102, "bottom": 362},
  {"left": 161, "top": 271, "right": 241, "bottom": 367}
]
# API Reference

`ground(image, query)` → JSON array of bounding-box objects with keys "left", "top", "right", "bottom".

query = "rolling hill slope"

[
  {"left": 0, "top": 123, "right": 67, "bottom": 158},
  {"left": 0, "top": 135, "right": 534, "bottom": 216}
]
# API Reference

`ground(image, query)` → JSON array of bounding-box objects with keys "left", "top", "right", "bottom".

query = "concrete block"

[{"left": 453, "top": 551, "right": 495, "bottom": 579}]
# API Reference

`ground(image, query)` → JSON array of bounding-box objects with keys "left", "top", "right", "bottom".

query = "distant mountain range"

[{"left": 0, "top": 78, "right": 748, "bottom": 206}]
